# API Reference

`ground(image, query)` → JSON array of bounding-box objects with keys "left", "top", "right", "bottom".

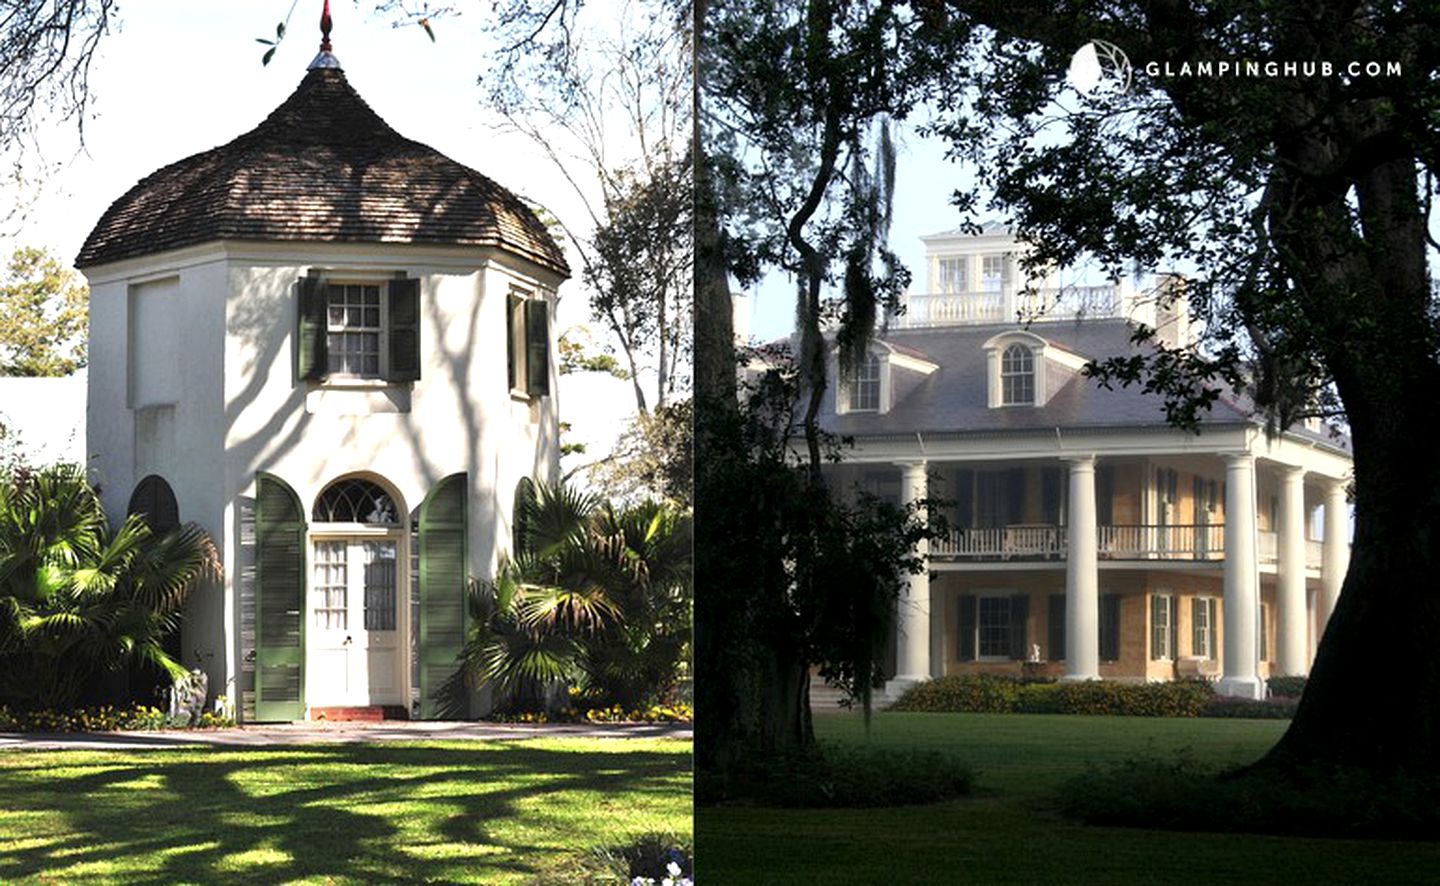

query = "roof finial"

[
  {"left": 308, "top": 0, "right": 342, "bottom": 70},
  {"left": 320, "top": 0, "right": 333, "bottom": 52}
]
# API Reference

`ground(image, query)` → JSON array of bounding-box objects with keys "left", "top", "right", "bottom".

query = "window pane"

[
  {"left": 978, "top": 596, "right": 1012, "bottom": 657},
  {"left": 363, "top": 542, "right": 397, "bottom": 631},
  {"left": 364, "top": 307, "right": 380, "bottom": 327}
]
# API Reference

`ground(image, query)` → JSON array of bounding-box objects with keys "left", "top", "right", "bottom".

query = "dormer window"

[
  {"left": 1001, "top": 344, "right": 1035, "bottom": 405},
  {"left": 983, "top": 330, "right": 1057, "bottom": 409},
  {"left": 848, "top": 353, "right": 881, "bottom": 412}
]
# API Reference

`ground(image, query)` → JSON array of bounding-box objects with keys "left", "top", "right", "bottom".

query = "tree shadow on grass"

[{"left": 0, "top": 741, "right": 691, "bottom": 884}]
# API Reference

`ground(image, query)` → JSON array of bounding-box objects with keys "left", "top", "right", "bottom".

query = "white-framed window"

[
  {"left": 981, "top": 254, "right": 1005, "bottom": 292},
  {"left": 325, "top": 283, "right": 386, "bottom": 377},
  {"left": 847, "top": 353, "right": 881, "bottom": 412},
  {"left": 938, "top": 257, "right": 968, "bottom": 293},
  {"left": 1192, "top": 596, "right": 1217, "bottom": 659},
  {"left": 977, "top": 595, "right": 1013, "bottom": 658},
  {"left": 1001, "top": 344, "right": 1035, "bottom": 405},
  {"left": 1151, "top": 592, "right": 1175, "bottom": 660}
]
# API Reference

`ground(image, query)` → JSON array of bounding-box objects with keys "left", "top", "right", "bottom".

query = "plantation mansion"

[
  {"left": 78, "top": 30, "right": 565, "bottom": 720},
  {"left": 823, "top": 225, "right": 1351, "bottom": 700}
]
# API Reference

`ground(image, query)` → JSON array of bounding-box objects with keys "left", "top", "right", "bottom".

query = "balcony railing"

[
  {"left": 896, "top": 285, "right": 1123, "bottom": 328},
  {"left": 932, "top": 523, "right": 1327, "bottom": 567}
]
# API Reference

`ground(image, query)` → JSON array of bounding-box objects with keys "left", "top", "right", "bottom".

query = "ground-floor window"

[
  {"left": 958, "top": 593, "right": 1028, "bottom": 661},
  {"left": 1259, "top": 601, "right": 1270, "bottom": 662},
  {"left": 1192, "top": 596, "right": 1218, "bottom": 659},
  {"left": 977, "top": 596, "right": 1012, "bottom": 658},
  {"left": 1151, "top": 593, "right": 1176, "bottom": 660}
]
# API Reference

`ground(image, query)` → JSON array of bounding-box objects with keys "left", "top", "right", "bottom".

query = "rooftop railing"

[{"left": 894, "top": 284, "right": 1124, "bottom": 329}]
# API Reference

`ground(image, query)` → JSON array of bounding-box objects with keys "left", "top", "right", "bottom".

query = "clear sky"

[{"left": 0, "top": 0, "right": 636, "bottom": 468}]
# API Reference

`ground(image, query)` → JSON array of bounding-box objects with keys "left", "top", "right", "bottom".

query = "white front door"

[{"left": 309, "top": 537, "right": 404, "bottom": 706}]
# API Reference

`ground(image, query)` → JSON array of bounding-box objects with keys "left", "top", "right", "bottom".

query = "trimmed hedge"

[
  {"left": 1199, "top": 695, "right": 1298, "bottom": 719},
  {"left": 697, "top": 742, "right": 973, "bottom": 807},
  {"left": 891, "top": 675, "right": 1215, "bottom": 717},
  {"left": 1266, "top": 675, "right": 1308, "bottom": 698}
]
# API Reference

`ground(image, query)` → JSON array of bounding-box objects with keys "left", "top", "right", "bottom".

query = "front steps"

[{"left": 309, "top": 705, "right": 409, "bottom": 722}]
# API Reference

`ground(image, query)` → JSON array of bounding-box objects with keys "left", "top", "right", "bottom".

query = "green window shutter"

[
  {"left": 127, "top": 474, "right": 180, "bottom": 533},
  {"left": 958, "top": 595, "right": 977, "bottom": 661},
  {"left": 1048, "top": 592, "right": 1066, "bottom": 661},
  {"left": 418, "top": 473, "right": 468, "bottom": 719},
  {"left": 525, "top": 298, "right": 550, "bottom": 397},
  {"left": 297, "top": 276, "right": 329, "bottom": 382},
  {"left": 1008, "top": 593, "right": 1029, "bottom": 661},
  {"left": 254, "top": 473, "right": 306, "bottom": 721},
  {"left": 954, "top": 468, "right": 974, "bottom": 530},
  {"left": 1168, "top": 596, "right": 1179, "bottom": 659},
  {"left": 1099, "top": 594, "right": 1121, "bottom": 662},
  {"left": 1096, "top": 465, "right": 1114, "bottom": 526},
  {"left": 387, "top": 278, "right": 421, "bottom": 382},
  {"left": 1004, "top": 468, "right": 1025, "bottom": 524},
  {"left": 1150, "top": 595, "right": 1165, "bottom": 661},
  {"left": 1042, "top": 467, "right": 1062, "bottom": 524}
]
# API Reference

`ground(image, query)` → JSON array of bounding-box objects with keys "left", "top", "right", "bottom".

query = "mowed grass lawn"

[
  {"left": 699, "top": 713, "right": 1440, "bottom": 884},
  {"left": 0, "top": 738, "right": 691, "bottom": 884}
]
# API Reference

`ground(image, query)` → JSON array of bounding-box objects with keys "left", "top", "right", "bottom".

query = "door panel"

[{"left": 309, "top": 537, "right": 403, "bottom": 706}]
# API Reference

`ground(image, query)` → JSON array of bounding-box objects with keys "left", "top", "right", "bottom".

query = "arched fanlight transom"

[{"left": 313, "top": 478, "right": 400, "bottom": 524}]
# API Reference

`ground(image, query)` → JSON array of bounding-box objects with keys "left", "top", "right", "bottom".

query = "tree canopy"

[{"left": 0, "top": 246, "right": 87, "bottom": 377}]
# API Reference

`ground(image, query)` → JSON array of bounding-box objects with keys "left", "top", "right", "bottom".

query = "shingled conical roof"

[{"left": 76, "top": 67, "right": 568, "bottom": 275}]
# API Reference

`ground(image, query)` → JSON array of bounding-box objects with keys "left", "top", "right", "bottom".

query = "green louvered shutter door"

[
  {"left": 387, "top": 278, "right": 421, "bottom": 382},
  {"left": 255, "top": 473, "right": 306, "bottom": 721},
  {"left": 297, "top": 276, "right": 328, "bottom": 382},
  {"left": 419, "top": 473, "right": 468, "bottom": 719}
]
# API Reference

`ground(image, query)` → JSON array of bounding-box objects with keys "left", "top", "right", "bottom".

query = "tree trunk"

[{"left": 1265, "top": 154, "right": 1440, "bottom": 773}]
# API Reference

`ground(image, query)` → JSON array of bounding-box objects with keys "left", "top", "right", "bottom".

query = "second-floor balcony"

[
  {"left": 895, "top": 285, "right": 1124, "bottom": 328},
  {"left": 932, "top": 523, "right": 1326, "bottom": 569}
]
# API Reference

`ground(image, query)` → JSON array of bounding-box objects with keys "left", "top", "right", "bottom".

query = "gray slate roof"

[
  {"left": 77, "top": 68, "right": 568, "bottom": 275},
  {"left": 823, "top": 320, "right": 1346, "bottom": 452}
]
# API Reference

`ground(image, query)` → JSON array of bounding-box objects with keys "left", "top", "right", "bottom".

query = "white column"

[
  {"left": 1218, "top": 453, "right": 1262, "bottom": 699},
  {"left": 1321, "top": 478, "right": 1349, "bottom": 629},
  {"left": 892, "top": 461, "right": 931, "bottom": 684},
  {"left": 1063, "top": 455, "right": 1100, "bottom": 681},
  {"left": 1276, "top": 465, "right": 1308, "bottom": 676}
]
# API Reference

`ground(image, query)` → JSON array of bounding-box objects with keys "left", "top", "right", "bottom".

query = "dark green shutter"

[
  {"left": 1004, "top": 468, "right": 1026, "bottom": 524},
  {"left": 1150, "top": 595, "right": 1166, "bottom": 660},
  {"left": 127, "top": 475, "right": 179, "bottom": 532},
  {"left": 1099, "top": 594, "right": 1121, "bottom": 662},
  {"left": 954, "top": 469, "right": 974, "bottom": 529},
  {"left": 1048, "top": 593, "right": 1066, "bottom": 661},
  {"left": 387, "top": 278, "right": 421, "bottom": 382},
  {"left": 1096, "top": 465, "right": 1114, "bottom": 527},
  {"left": 255, "top": 473, "right": 306, "bottom": 721},
  {"left": 1169, "top": 596, "right": 1179, "bottom": 659},
  {"left": 1008, "top": 593, "right": 1029, "bottom": 661},
  {"left": 958, "top": 595, "right": 977, "bottom": 661},
  {"left": 525, "top": 299, "right": 550, "bottom": 397},
  {"left": 1042, "top": 467, "right": 1062, "bottom": 525},
  {"left": 297, "top": 276, "right": 328, "bottom": 382},
  {"left": 419, "top": 473, "right": 468, "bottom": 719}
]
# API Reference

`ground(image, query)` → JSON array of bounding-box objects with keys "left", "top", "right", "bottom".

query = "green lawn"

[
  {"left": 0, "top": 738, "right": 691, "bottom": 884},
  {"left": 699, "top": 713, "right": 1440, "bottom": 884}
]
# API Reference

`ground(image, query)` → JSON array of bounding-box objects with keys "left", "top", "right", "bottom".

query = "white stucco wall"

[{"left": 84, "top": 240, "right": 562, "bottom": 713}]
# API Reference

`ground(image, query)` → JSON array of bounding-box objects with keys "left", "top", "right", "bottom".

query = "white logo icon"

[{"left": 1068, "top": 40, "right": 1132, "bottom": 95}]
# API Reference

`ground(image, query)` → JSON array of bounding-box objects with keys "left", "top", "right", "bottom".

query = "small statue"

[{"left": 1029, "top": 643, "right": 1042, "bottom": 663}]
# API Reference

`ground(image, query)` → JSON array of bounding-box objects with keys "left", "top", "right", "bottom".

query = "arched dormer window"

[
  {"left": 983, "top": 330, "right": 1049, "bottom": 409},
  {"left": 1001, "top": 344, "right": 1035, "bottom": 405},
  {"left": 312, "top": 477, "right": 401, "bottom": 524}
]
